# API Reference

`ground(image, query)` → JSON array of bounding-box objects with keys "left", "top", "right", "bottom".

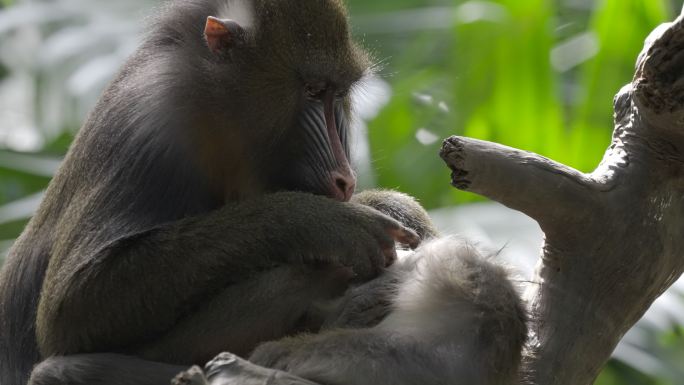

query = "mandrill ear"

[{"left": 204, "top": 16, "right": 245, "bottom": 54}]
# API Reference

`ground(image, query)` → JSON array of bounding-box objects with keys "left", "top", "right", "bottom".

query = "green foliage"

[
  {"left": 367, "top": 40, "right": 462, "bottom": 207},
  {"left": 0, "top": 0, "right": 682, "bottom": 382},
  {"left": 354, "top": 1, "right": 684, "bottom": 382},
  {"left": 0, "top": 155, "right": 51, "bottom": 203},
  {"left": 361, "top": 0, "right": 672, "bottom": 208},
  {"left": 0, "top": 61, "right": 8, "bottom": 80},
  {"left": 0, "top": 134, "right": 68, "bottom": 249},
  {"left": 597, "top": 361, "right": 670, "bottom": 385},
  {"left": 347, "top": 0, "right": 450, "bottom": 14},
  {"left": 567, "top": 0, "right": 670, "bottom": 170}
]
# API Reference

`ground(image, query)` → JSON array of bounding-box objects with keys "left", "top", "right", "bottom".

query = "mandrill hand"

[{"left": 253, "top": 192, "right": 420, "bottom": 281}]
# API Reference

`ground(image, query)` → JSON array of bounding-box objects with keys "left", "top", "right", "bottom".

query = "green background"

[{"left": 0, "top": 0, "right": 682, "bottom": 383}]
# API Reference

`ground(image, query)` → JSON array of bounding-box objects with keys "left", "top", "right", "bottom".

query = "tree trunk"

[{"left": 440, "top": 9, "right": 684, "bottom": 385}]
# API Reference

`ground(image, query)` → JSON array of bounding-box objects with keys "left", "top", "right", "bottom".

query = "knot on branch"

[
  {"left": 634, "top": 15, "right": 684, "bottom": 135},
  {"left": 439, "top": 137, "right": 471, "bottom": 190}
]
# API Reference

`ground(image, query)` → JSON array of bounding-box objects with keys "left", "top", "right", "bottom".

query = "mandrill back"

[{"left": 0, "top": 4, "right": 219, "bottom": 383}]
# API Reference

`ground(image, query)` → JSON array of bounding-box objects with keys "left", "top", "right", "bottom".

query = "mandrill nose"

[{"left": 331, "top": 170, "right": 356, "bottom": 202}]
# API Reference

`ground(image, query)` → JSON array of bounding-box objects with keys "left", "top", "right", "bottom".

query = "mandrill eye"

[{"left": 305, "top": 82, "right": 327, "bottom": 100}]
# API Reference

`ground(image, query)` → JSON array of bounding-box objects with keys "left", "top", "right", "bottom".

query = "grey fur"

[
  {"left": 27, "top": 236, "right": 528, "bottom": 385},
  {"left": 250, "top": 237, "right": 528, "bottom": 385},
  {"left": 25, "top": 191, "right": 527, "bottom": 385},
  {"left": 29, "top": 354, "right": 187, "bottom": 385},
  {"left": 351, "top": 190, "right": 439, "bottom": 241}
]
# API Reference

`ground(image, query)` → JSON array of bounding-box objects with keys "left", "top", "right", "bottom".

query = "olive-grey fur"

[
  {"left": 250, "top": 236, "right": 528, "bottom": 385},
  {"left": 351, "top": 190, "right": 439, "bottom": 241},
  {"left": 0, "top": 1, "right": 397, "bottom": 384},
  {"left": 27, "top": 190, "right": 528, "bottom": 385},
  {"left": 0, "top": 0, "right": 527, "bottom": 384}
]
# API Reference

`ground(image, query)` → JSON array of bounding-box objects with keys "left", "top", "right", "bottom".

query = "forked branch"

[{"left": 440, "top": 10, "right": 684, "bottom": 385}]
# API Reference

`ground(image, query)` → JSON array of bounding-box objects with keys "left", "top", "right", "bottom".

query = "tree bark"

[{"left": 440, "top": 9, "right": 684, "bottom": 385}]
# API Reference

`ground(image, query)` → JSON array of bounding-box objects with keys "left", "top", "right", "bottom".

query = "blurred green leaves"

[
  {"left": 0, "top": 0, "right": 682, "bottom": 382},
  {"left": 567, "top": 0, "right": 670, "bottom": 169},
  {"left": 354, "top": 2, "right": 684, "bottom": 382},
  {"left": 0, "top": 134, "right": 69, "bottom": 257},
  {"left": 359, "top": 0, "right": 672, "bottom": 208}
]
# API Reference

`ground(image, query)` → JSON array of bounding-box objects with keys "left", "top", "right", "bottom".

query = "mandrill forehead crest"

[{"left": 221, "top": 0, "right": 370, "bottom": 86}]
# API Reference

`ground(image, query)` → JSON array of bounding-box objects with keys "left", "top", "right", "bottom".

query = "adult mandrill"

[
  {"left": 0, "top": 0, "right": 418, "bottom": 384},
  {"left": 0, "top": 0, "right": 527, "bottom": 385},
  {"left": 29, "top": 191, "right": 528, "bottom": 385}
]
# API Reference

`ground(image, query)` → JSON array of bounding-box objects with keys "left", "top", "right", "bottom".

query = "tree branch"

[
  {"left": 440, "top": 10, "right": 684, "bottom": 385},
  {"left": 439, "top": 137, "right": 605, "bottom": 232}
]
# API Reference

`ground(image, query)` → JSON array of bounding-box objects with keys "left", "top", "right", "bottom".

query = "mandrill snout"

[{"left": 330, "top": 169, "right": 356, "bottom": 202}]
